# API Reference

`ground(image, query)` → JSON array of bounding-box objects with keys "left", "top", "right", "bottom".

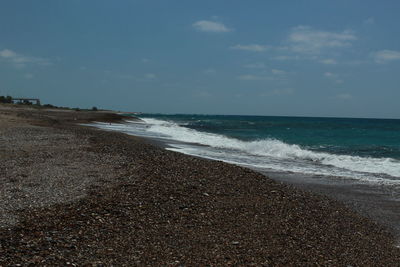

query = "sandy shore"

[{"left": 1, "top": 104, "right": 400, "bottom": 265}]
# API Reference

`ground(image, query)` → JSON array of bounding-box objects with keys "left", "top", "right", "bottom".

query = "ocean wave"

[{"left": 142, "top": 118, "right": 400, "bottom": 178}]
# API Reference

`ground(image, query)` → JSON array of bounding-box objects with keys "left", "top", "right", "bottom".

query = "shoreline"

[
  {"left": 1, "top": 105, "right": 400, "bottom": 265},
  {"left": 90, "top": 118, "right": 400, "bottom": 242}
]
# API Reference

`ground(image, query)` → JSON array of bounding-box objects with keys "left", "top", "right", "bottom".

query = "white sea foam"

[
  {"left": 89, "top": 118, "right": 400, "bottom": 184},
  {"left": 141, "top": 118, "right": 400, "bottom": 179}
]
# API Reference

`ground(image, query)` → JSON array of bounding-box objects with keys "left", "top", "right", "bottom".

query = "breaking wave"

[{"left": 142, "top": 118, "right": 400, "bottom": 178}]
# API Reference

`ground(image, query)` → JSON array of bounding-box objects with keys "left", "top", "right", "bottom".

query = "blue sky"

[{"left": 1, "top": 0, "right": 400, "bottom": 118}]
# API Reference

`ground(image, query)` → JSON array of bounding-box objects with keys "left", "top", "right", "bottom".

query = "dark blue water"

[{"left": 138, "top": 114, "right": 400, "bottom": 160}]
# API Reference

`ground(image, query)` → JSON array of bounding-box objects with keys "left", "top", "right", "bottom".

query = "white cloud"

[
  {"left": 0, "top": 49, "right": 51, "bottom": 68},
  {"left": 288, "top": 26, "right": 357, "bottom": 54},
  {"left": 244, "top": 63, "right": 265, "bottom": 69},
  {"left": 230, "top": 44, "right": 269, "bottom": 52},
  {"left": 320, "top": 58, "right": 337, "bottom": 65},
  {"left": 372, "top": 50, "right": 400, "bottom": 63},
  {"left": 0, "top": 49, "right": 17, "bottom": 58},
  {"left": 192, "top": 20, "right": 232, "bottom": 33},
  {"left": 324, "top": 72, "right": 343, "bottom": 83},
  {"left": 233, "top": 26, "right": 356, "bottom": 64},
  {"left": 237, "top": 74, "right": 271, "bottom": 81},
  {"left": 336, "top": 93, "right": 352, "bottom": 100}
]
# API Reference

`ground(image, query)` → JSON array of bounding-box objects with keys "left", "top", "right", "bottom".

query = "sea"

[{"left": 91, "top": 114, "right": 400, "bottom": 185}]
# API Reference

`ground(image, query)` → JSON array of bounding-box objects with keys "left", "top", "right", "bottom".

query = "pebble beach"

[{"left": 1, "top": 104, "right": 400, "bottom": 266}]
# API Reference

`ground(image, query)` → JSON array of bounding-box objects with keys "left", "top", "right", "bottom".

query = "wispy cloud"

[
  {"left": 287, "top": 26, "right": 357, "bottom": 54},
  {"left": 192, "top": 20, "right": 232, "bottom": 33},
  {"left": 0, "top": 49, "right": 16, "bottom": 58},
  {"left": 230, "top": 44, "right": 270, "bottom": 52},
  {"left": 0, "top": 49, "right": 51, "bottom": 68},
  {"left": 372, "top": 50, "right": 400, "bottom": 63},
  {"left": 320, "top": 58, "right": 337, "bottom": 65},
  {"left": 230, "top": 26, "right": 356, "bottom": 64},
  {"left": 324, "top": 72, "right": 343, "bottom": 83}
]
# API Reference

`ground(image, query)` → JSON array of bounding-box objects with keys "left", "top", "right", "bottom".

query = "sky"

[{"left": 1, "top": 0, "right": 400, "bottom": 118}]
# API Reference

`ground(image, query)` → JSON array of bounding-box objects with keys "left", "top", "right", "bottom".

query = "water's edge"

[{"left": 88, "top": 120, "right": 400, "bottom": 244}]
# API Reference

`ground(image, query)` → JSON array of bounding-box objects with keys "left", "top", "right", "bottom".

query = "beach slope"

[{"left": 0, "top": 105, "right": 399, "bottom": 265}]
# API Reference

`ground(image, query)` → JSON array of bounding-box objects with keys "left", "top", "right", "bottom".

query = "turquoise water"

[{"left": 138, "top": 114, "right": 400, "bottom": 160}]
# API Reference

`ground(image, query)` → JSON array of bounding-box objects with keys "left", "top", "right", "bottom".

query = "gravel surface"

[
  {"left": 1, "top": 105, "right": 400, "bottom": 266},
  {"left": 0, "top": 124, "right": 127, "bottom": 228}
]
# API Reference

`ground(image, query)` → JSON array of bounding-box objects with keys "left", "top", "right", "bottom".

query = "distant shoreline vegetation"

[
  {"left": 0, "top": 95, "right": 12, "bottom": 104},
  {"left": 0, "top": 95, "right": 99, "bottom": 111}
]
